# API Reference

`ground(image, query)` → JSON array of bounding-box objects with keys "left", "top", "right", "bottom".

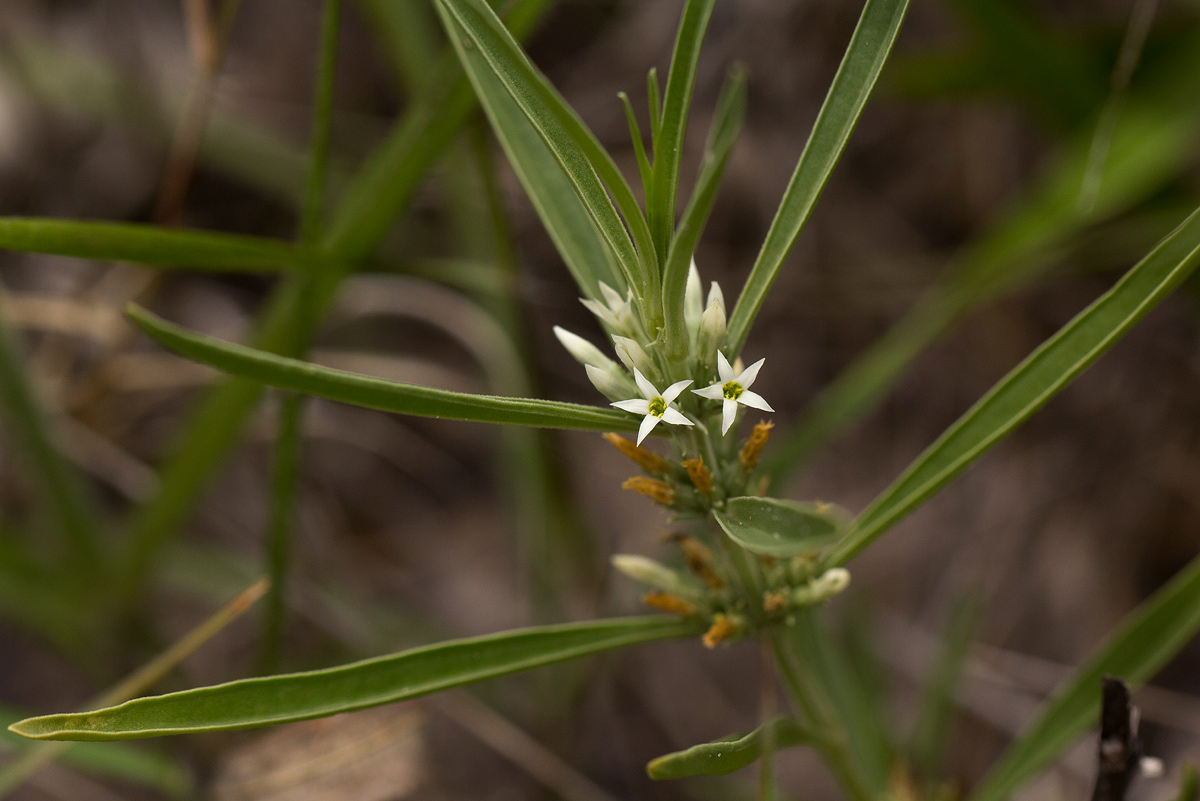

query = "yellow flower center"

[
  {"left": 722, "top": 381, "right": 743, "bottom": 401},
  {"left": 648, "top": 397, "right": 667, "bottom": 417}
]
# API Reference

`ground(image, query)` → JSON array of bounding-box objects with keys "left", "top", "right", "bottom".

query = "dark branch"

[{"left": 1091, "top": 676, "right": 1143, "bottom": 801}]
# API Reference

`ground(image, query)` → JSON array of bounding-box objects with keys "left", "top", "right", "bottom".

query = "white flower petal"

[
  {"left": 721, "top": 398, "right": 738, "bottom": 435},
  {"left": 662, "top": 379, "right": 693, "bottom": 403},
  {"left": 738, "top": 389, "right": 774, "bottom": 412},
  {"left": 692, "top": 384, "right": 725, "bottom": 400},
  {"left": 662, "top": 407, "right": 693, "bottom": 426},
  {"left": 612, "top": 399, "right": 651, "bottom": 415},
  {"left": 735, "top": 357, "right": 765, "bottom": 389},
  {"left": 637, "top": 414, "right": 662, "bottom": 445},
  {"left": 717, "top": 350, "right": 735, "bottom": 382},
  {"left": 580, "top": 298, "right": 618, "bottom": 328},
  {"left": 599, "top": 281, "right": 625, "bottom": 310},
  {"left": 632, "top": 368, "right": 659, "bottom": 400}
]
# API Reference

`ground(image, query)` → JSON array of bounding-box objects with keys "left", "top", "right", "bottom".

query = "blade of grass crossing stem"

[
  {"left": 662, "top": 64, "right": 747, "bottom": 359},
  {"left": 434, "top": 0, "right": 656, "bottom": 314},
  {"left": 908, "top": 595, "right": 981, "bottom": 781},
  {"left": 441, "top": 6, "right": 624, "bottom": 297},
  {"left": 764, "top": 87, "right": 1200, "bottom": 490},
  {"left": 0, "top": 304, "right": 100, "bottom": 568},
  {"left": 0, "top": 218, "right": 304, "bottom": 272},
  {"left": 0, "top": 579, "right": 266, "bottom": 793},
  {"left": 259, "top": 394, "right": 303, "bottom": 675},
  {"left": 651, "top": 0, "right": 716, "bottom": 263},
  {"left": 827, "top": 205, "right": 1200, "bottom": 567},
  {"left": 119, "top": 0, "right": 556, "bottom": 594},
  {"left": 647, "top": 716, "right": 818, "bottom": 779},
  {"left": 10, "top": 617, "right": 696, "bottom": 740},
  {"left": 726, "top": 0, "right": 910, "bottom": 355},
  {"left": 968, "top": 550, "right": 1200, "bottom": 801},
  {"left": 126, "top": 305, "right": 639, "bottom": 433}
]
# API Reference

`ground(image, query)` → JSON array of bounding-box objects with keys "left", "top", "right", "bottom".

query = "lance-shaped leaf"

[
  {"left": 0, "top": 218, "right": 303, "bottom": 272},
  {"left": 968, "top": 549, "right": 1200, "bottom": 801},
  {"left": 713, "top": 497, "right": 844, "bottom": 557},
  {"left": 126, "top": 305, "right": 637, "bottom": 433},
  {"left": 726, "top": 0, "right": 910, "bottom": 354},
  {"left": 439, "top": 3, "right": 624, "bottom": 298},
  {"left": 433, "top": 0, "right": 655, "bottom": 306},
  {"left": 662, "top": 64, "right": 748, "bottom": 358},
  {"left": 647, "top": 716, "right": 817, "bottom": 779},
  {"left": 10, "top": 617, "right": 695, "bottom": 741},
  {"left": 650, "top": 0, "right": 717, "bottom": 262},
  {"left": 827, "top": 205, "right": 1200, "bottom": 567}
]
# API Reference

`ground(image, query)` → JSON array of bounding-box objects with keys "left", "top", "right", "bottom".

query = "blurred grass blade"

[
  {"left": 355, "top": 0, "right": 442, "bottom": 95},
  {"left": 827, "top": 205, "right": 1200, "bottom": 567},
  {"left": 647, "top": 716, "right": 816, "bottom": 779},
  {"left": 1175, "top": 764, "right": 1199, "bottom": 801},
  {"left": 726, "top": 0, "right": 910, "bottom": 354},
  {"left": 11, "top": 617, "right": 696, "bottom": 741},
  {"left": 120, "top": 0, "right": 557, "bottom": 593},
  {"left": 968, "top": 551, "right": 1200, "bottom": 801},
  {"left": 764, "top": 87, "right": 1200, "bottom": 490},
  {"left": 0, "top": 306, "right": 100, "bottom": 568},
  {"left": 650, "top": 0, "right": 716, "bottom": 262},
  {"left": 908, "top": 595, "right": 981, "bottom": 780},
  {"left": 259, "top": 393, "right": 303, "bottom": 675},
  {"left": 0, "top": 711, "right": 193, "bottom": 800},
  {"left": 298, "top": 0, "right": 341, "bottom": 245},
  {"left": 0, "top": 218, "right": 302, "bottom": 272},
  {"left": 127, "top": 305, "right": 638, "bottom": 433},
  {"left": 434, "top": 0, "right": 655, "bottom": 306},
  {"left": 441, "top": 4, "right": 624, "bottom": 297},
  {"left": 662, "top": 64, "right": 747, "bottom": 358},
  {"left": 0, "top": 579, "right": 266, "bottom": 793}
]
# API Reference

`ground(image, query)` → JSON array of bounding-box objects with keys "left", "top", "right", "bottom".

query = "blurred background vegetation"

[{"left": 2, "top": 0, "right": 1200, "bottom": 799}]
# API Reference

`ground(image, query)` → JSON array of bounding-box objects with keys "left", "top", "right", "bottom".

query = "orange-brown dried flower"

[
  {"left": 763, "top": 591, "right": 787, "bottom": 613},
  {"left": 678, "top": 537, "right": 724, "bottom": 589},
  {"left": 682, "top": 457, "right": 713, "bottom": 494},
  {"left": 702, "top": 614, "right": 738, "bottom": 648},
  {"left": 739, "top": 420, "right": 775, "bottom": 470},
  {"left": 603, "top": 432, "right": 668, "bottom": 474},
  {"left": 622, "top": 476, "right": 675, "bottom": 506},
  {"left": 642, "top": 591, "right": 697, "bottom": 617}
]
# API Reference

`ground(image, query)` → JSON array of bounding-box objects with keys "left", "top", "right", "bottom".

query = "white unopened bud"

[
  {"left": 696, "top": 294, "right": 726, "bottom": 374},
  {"left": 706, "top": 281, "right": 725, "bottom": 318},
  {"left": 554, "top": 326, "right": 618, "bottom": 371},
  {"left": 612, "top": 554, "right": 703, "bottom": 598},
  {"left": 684, "top": 260, "right": 703, "bottom": 342},
  {"left": 581, "top": 281, "right": 636, "bottom": 336},
  {"left": 585, "top": 364, "right": 637, "bottom": 402},
  {"left": 612, "top": 336, "right": 655, "bottom": 377},
  {"left": 790, "top": 568, "right": 850, "bottom": 607}
]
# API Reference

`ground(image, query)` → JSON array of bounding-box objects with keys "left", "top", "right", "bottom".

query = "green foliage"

[
  {"left": 713, "top": 497, "right": 843, "bottom": 557},
  {"left": 11, "top": 617, "right": 695, "bottom": 740},
  {"left": 647, "top": 716, "right": 817, "bottom": 779}
]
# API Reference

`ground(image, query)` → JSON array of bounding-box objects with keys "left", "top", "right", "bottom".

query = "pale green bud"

[
  {"left": 585, "top": 364, "right": 637, "bottom": 402},
  {"left": 695, "top": 293, "right": 726, "bottom": 375},
  {"left": 789, "top": 568, "right": 850, "bottom": 607},
  {"left": 580, "top": 281, "right": 636, "bottom": 336},
  {"left": 684, "top": 260, "right": 703, "bottom": 343},
  {"left": 612, "top": 335, "right": 655, "bottom": 377},
  {"left": 706, "top": 281, "right": 725, "bottom": 318},
  {"left": 611, "top": 554, "right": 704, "bottom": 599},
  {"left": 553, "top": 326, "right": 618, "bottom": 371}
]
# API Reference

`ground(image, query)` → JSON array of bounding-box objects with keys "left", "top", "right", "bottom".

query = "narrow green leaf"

[
  {"left": 828, "top": 205, "right": 1200, "bottom": 567},
  {"left": 647, "top": 67, "right": 662, "bottom": 149},
  {"left": 647, "top": 716, "right": 817, "bottom": 779},
  {"left": 0, "top": 218, "right": 302, "bottom": 272},
  {"left": 619, "top": 92, "right": 653, "bottom": 201},
  {"left": 726, "top": 0, "right": 910, "bottom": 354},
  {"left": 662, "top": 64, "right": 747, "bottom": 358},
  {"left": 434, "top": 0, "right": 655, "bottom": 307},
  {"left": 1175, "top": 764, "right": 1199, "bottom": 801},
  {"left": 259, "top": 394, "right": 304, "bottom": 675},
  {"left": 650, "top": 0, "right": 716, "bottom": 262},
  {"left": 909, "top": 595, "right": 981, "bottom": 780},
  {"left": 126, "top": 305, "right": 638, "bottom": 433},
  {"left": 11, "top": 617, "right": 695, "bottom": 740},
  {"left": 299, "top": 0, "right": 341, "bottom": 245},
  {"left": 713, "top": 497, "right": 844, "bottom": 558},
  {"left": 968, "top": 550, "right": 1200, "bottom": 801},
  {"left": 441, "top": 5, "right": 624, "bottom": 297},
  {"left": 0, "top": 307, "right": 100, "bottom": 567}
]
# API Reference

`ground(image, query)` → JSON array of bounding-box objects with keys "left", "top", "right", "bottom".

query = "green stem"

[
  {"left": 258, "top": 393, "right": 304, "bottom": 674},
  {"left": 771, "top": 630, "right": 877, "bottom": 801}
]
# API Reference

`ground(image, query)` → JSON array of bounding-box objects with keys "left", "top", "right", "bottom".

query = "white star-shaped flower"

[
  {"left": 611, "top": 369, "right": 694, "bottom": 445},
  {"left": 692, "top": 352, "right": 773, "bottom": 434}
]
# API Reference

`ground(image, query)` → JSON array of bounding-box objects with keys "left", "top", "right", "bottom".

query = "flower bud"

[
  {"left": 580, "top": 281, "right": 636, "bottom": 336},
  {"left": 612, "top": 336, "right": 655, "bottom": 377},
  {"left": 695, "top": 294, "right": 726, "bottom": 375},
  {"left": 684, "top": 260, "right": 703, "bottom": 343},
  {"left": 622, "top": 476, "right": 675, "bottom": 506},
  {"left": 553, "top": 326, "right": 618, "bottom": 371},
  {"left": 612, "top": 554, "right": 703, "bottom": 598},
  {"left": 585, "top": 364, "right": 636, "bottom": 402},
  {"left": 789, "top": 567, "right": 850, "bottom": 607},
  {"left": 706, "top": 281, "right": 725, "bottom": 318},
  {"left": 603, "top": 433, "right": 668, "bottom": 474}
]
